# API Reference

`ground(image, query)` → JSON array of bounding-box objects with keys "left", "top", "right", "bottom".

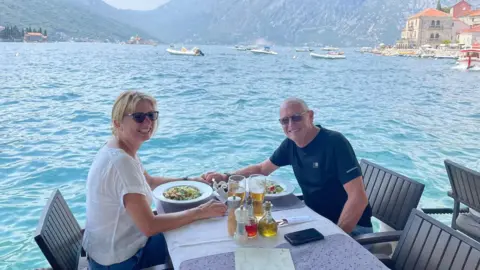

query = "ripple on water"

[{"left": 0, "top": 44, "right": 480, "bottom": 269}]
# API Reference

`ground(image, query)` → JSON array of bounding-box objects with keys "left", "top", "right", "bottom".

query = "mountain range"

[{"left": 1, "top": 0, "right": 479, "bottom": 45}]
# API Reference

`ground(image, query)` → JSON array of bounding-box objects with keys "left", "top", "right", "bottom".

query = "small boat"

[
  {"left": 435, "top": 55, "right": 458, "bottom": 60},
  {"left": 166, "top": 46, "right": 204, "bottom": 56},
  {"left": 453, "top": 46, "right": 480, "bottom": 70},
  {"left": 295, "top": 47, "right": 314, "bottom": 52},
  {"left": 322, "top": 46, "right": 339, "bottom": 51},
  {"left": 359, "top": 47, "right": 373, "bottom": 53},
  {"left": 310, "top": 51, "right": 346, "bottom": 59},
  {"left": 233, "top": 45, "right": 247, "bottom": 51},
  {"left": 250, "top": 46, "right": 278, "bottom": 55}
]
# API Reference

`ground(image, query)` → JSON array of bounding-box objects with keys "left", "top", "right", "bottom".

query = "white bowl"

[
  {"left": 152, "top": 181, "right": 213, "bottom": 205},
  {"left": 264, "top": 178, "right": 295, "bottom": 199}
]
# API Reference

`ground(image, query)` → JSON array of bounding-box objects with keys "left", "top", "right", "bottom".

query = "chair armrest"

[
  {"left": 294, "top": 193, "right": 303, "bottom": 201},
  {"left": 375, "top": 254, "right": 395, "bottom": 269},
  {"left": 354, "top": 231, "right": 402, "bottom": 245},
  {"left": 80, "top": 229, "right": 86, "bottom": 257}
]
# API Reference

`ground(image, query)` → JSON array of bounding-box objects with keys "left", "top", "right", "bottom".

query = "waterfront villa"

[
  {"left": 24, "top": 32, "right": 47, "bottom": 43},
  {"left": 396, "top": 0, "right": 480, "bottom": 48},
  {"left": 397, "top": 8, "right": 457, "bottom": 49}
]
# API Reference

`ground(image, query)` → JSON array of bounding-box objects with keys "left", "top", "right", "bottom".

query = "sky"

[{"left": 103, "top": 0, "right": 169, "bottom": 10}]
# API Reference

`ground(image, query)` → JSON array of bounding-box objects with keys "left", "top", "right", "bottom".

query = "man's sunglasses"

[
  {"left": 127, "top": 111, "right": 159, "bottom": 123},
  {"left": 279, "top": 111, "right": 307, "bottom": 126}
]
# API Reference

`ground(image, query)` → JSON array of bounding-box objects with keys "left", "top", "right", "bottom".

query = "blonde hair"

[{"left": 111, "top": 91, "right": 158, "bottom": 136}]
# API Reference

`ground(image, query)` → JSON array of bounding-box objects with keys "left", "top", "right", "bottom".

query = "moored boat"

[
  {"left": 166, "top": 46, "right": 204, "bottom": 56},
  {"left": 453, "top": 43, "right": 480, "bottom": 70},
  {"left": 310, "top": 51, "right": 346, "bottom": 59},
  {"left": 322, "top": 46, "right": 339, "bottom": 51},
  {"left": 295, "top": 47, "right": 314, "bottom": 52},
  {"left": 250, "top": 46, "right": 278, "bottom": 55}
]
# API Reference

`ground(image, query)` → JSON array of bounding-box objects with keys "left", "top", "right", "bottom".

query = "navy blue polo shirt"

[{"left": 270, "top": 125, "right": 372, "bottom": 227}]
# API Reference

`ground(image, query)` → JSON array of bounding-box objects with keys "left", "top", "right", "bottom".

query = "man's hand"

[
  {"left": 188, "top": 177, "right": 212, "bottom": 185},
  {"left": 201, "top": 172, "right": 228, "bottom": 182}
]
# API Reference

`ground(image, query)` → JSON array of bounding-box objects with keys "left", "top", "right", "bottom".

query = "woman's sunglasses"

[{"left": 127, "top": 111, "right": 159, "bottom": 123}]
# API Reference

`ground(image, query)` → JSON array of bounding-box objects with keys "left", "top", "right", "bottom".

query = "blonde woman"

[{"left": 83, "top": 91, "right": 227, "bottom": 269}]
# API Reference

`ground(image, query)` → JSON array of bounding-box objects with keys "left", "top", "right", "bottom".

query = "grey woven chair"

[
  {"left": 445, "top": 159, "right": 480, "bottom": 242},
  {"left": 356, "top": 208, "right": 480, "bottom": 269},
  {"left": 355, "top": 159, "right": 425, "bottom": 255},
  {"left": 360, "top": 159, "right": 425, "bottom": 231},
  {"left": 34, "top": 189, "right": 87, "bottom": 270}
]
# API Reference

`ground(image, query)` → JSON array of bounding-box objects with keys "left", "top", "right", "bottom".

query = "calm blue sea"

[{"left": 0, "top": 43, "right": 479, "bottom": 269}]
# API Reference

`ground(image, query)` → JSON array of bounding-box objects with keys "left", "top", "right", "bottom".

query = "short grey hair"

[{"left": 282, "top": 97, "right": 309, "bottom": 111}]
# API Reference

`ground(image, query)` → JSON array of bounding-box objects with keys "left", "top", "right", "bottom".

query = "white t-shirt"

[{"left": 82, "top": 146, "right": 153, "bottom": 266}]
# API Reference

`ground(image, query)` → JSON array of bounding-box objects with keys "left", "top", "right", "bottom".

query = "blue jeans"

[
  {"left": 350, "top": 225, "right": 373, "bottom": 237},
  {"left": 88, "top": 233, "right": 169, "bottom": 270},
  {"left": 350, "top": 225, "right": 374, "bottom": 251}
]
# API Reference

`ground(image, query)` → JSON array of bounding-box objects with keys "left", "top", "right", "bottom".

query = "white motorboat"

[
  {"left": 166, "top": 46, "right": 204, "bottom": 56},
  {"left": 435, "top": 55, "right": 459, "bottom": 60},
  {"left": 233, "top": 45, "right": 247, "bottom": 51},
  {"left": 250, "top": 46, "right": 278, "bottom": 55},
  {"left": 295, "top": 47, "right": 314, "bottom": 52},
  {"left": 310, "top": 52, "right": 346, "bottom": 59},
  {"left": 322, "top": 46, "right": 339, "bottom": 51}
]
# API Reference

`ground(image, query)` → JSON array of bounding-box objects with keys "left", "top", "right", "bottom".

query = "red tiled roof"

[
  {"left": 459, "top": 10, "right": 476, "bottom": 17},
  {"left": 409, "top": 8, "right": 450, "bottom": 19},
  {"left": 26, "top": 32, "right": 44, "bottom": 36},
  {"left": 460, "top": 25, "right": 480, "bottom": 33},
  {"left": 467, "top": 10, "right": 480, "bottom": 16}
]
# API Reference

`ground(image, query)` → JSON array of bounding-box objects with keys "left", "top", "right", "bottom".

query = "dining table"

[{"left": 156, "top": 194, "right": 389, "bottom": 270}]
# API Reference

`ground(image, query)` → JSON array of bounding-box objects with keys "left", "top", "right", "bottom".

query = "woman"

[{"left": 83, "top": 91, "right": 227, "bottom": 269}]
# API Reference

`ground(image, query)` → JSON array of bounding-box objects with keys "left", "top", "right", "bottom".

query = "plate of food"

[
  {"left": 153, "top": 181, "right": 213, "bottom": 205},
  {"left": 263, "top": 178, "right": 295, "bottom": 199}
]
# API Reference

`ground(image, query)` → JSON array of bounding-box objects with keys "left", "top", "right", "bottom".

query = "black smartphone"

[{"left": 284, "top": 228, "right": 325, "bottom": 246}]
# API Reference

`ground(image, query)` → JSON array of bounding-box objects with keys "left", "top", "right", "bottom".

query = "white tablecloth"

[{"left": 161, "top": 205, "right": 348, "bottom": 269}]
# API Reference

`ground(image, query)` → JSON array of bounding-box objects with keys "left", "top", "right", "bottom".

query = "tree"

[
  {"left": 442, "top": 40, "right": 451, "bottom": 45},
  {"left": 38, "top": 27, "right": 42, "bottom": 34},
  {"left": 442, "top": 7, "right": 451, "bottom": 13},
  {"left": 44, "top": 29, "right": 47, "bottom": 36},
  {"left": 33, "top": 28, "right": 37, "bottom": 33},
  {"left": 436, "top": 0, "right": 442, "bottom": 11}
]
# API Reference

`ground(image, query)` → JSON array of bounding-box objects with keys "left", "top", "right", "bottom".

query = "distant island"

[{"left": 0, "top": 25, "right": 48, "bottom": 42}]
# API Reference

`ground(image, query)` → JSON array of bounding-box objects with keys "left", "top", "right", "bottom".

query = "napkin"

[
  {"left": 235, "top": 248, "right": 295, "bottom": 270},
  {"left": 278, "top": 216, "right": 313, "bottom": 227}
]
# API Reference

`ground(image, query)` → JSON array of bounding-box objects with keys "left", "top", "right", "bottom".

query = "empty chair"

[
  {"left": 356, "top": 159, "right": 425, "bottom": 254},
  {"left": 356, "top": 208, "right": 480, "bottom": 270},
  {"left": 34, "top": 189, "right": 87, "bottom": 270},
  {"left": 444, "top": 159, "right": 480, "bottom": 242},
  {"left": 360, "top": 159, "right": 425, "bottom": 231}
]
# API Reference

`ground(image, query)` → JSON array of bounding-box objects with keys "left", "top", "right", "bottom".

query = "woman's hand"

[
  {"left": 195, "top": 199, "right": 227, "bottom": 219},
  {"left": 201, "top": 172, "right": 228, "bottom": 183}
]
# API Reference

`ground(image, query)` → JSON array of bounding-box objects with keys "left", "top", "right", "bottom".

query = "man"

[{"left": 203, "top": 98, "right": 372, "bottom": 235}]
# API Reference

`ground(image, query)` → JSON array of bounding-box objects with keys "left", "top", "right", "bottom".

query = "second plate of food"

[{"left": 264, "top": 178, "right": 295, "bottom": 199}]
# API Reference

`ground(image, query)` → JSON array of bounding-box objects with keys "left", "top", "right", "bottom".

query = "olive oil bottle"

[{"left": 258, "top": 201, "right": 277, "bottom": 237}]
